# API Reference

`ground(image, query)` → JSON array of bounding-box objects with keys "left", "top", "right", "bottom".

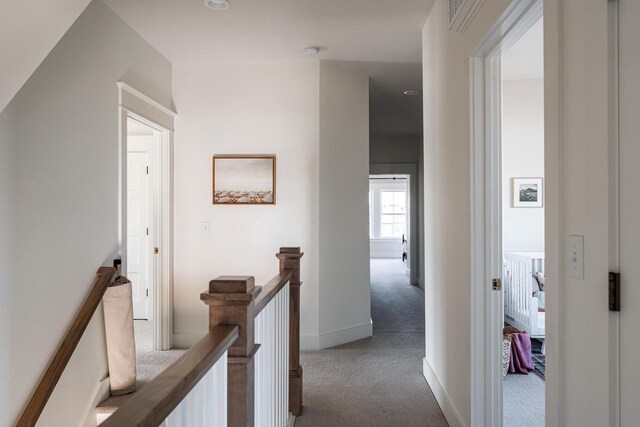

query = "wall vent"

[{"left": 449, "top": 0, "right": 465, "bottom": 24}]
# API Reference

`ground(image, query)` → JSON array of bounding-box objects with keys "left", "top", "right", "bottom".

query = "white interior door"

[
  {"left": 619, "top": 0, "right": 640, "bottom": 424},
  {"left": 127, "top": 148, "right": 151, "bottom": 320}
]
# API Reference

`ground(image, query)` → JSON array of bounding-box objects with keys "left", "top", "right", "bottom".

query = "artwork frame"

[
  {"left": 212, "top": 155, "right": 276, "bottom": 205},
  {"left": 511, "top": 177, "right": 543, "bottom": 208}
]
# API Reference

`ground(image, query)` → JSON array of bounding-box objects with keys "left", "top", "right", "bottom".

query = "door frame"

[
  {"left": 468, "top": 1, "right": 554, "bottom": 426},
  {"left": 118, "top": 82, "right": 176, "bottom": 351}
]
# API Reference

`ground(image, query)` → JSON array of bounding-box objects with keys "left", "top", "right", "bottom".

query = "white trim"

[
  {"left": 300, "top": 334, "right": 320, "bottom": 351},
  {"left": 607, "top": 2, "right": 620, "bottom": 426},
  {"left": 117, "top": 82, "right": 177, "bottom": 119},
  {"left": 119, "top": 83, "right": 175, "bottom": 351},
  {"left": 318, "top": 321, "right": 373, "bottom": 350},
  {"left": 287, "top": 413, "right": 296, "bottom": 427},
  {"left": 422, "top": 357, "right": 466, "bottom": 427},
  {"left": 469, "top": 2, "right": 546, "bottom": 427},
  {"left": 172, "top": 332, "right": 207, "bottom": 349},
  {"left": 370, "top": 163, "right": 420, "bottom": 285},
  {"left": 81, "top": 376, "right": 111, "bottom": 427}
]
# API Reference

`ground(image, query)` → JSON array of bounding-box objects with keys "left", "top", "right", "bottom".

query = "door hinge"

[
  {"left": 146, "top": 227, "right": 149, "bottom": 236},
  {"left": 609, "top": 272, "right": 621, "bottom": 311},
  {"left": 492, "top": 278, "right": 502, "bottom": 291},
  {"left": 146, "top": 289, "right": 149, "bottom": 297},
  {"left": 154, "top": 247, "right": 159, "bottom": 255},
  {"left": 146, "top": 166, "right": 149, "bottom": 174}
]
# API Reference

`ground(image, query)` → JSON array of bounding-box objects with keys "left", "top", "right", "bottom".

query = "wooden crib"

[{"left": 504, "top": 252, "right": 545, "bottom": 339}]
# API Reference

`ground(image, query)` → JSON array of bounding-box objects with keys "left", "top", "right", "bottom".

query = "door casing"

[
  {"left": 469, "top": 1, "right": 551, "bottom": 426},
  {"left": 118, "top": 82, "right": 176, "bottom": 351}
]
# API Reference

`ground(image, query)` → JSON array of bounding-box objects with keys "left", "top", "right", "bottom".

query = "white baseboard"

[
  {"left": 175, "top": 322, "right": 373, "bottom": 352},
  {"left": 318, "top": 321, "right": 373, "bottom": 350},
  {"left": 82, "top": 376, "right": 111, "bottom": 427},
  {"left": 172, "top": 332, "right": 205, "bottom": 349},
  {"left": 287, "top": 413, "right": 296, "bottom": 427},
  {"left": 422, "top": 357, "right": 466, "bottom": 427},
  {"left": 300, "top": 334, "right": 320, "bottom": 350}
]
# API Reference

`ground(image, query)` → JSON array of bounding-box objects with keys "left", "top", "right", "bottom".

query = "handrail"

[
  {"left": 16, "top": 266, "right": 117, "bottom": 427},
  {"left": 101, "top": 325, "right": 239, "bottom": 427},
  {"left": 254, "top": 271, "right": 293, "bottom": 315}
]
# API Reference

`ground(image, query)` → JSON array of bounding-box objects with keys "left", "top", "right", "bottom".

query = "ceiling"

[
  {"left": 502, "top": 18, "right": 544, "bottom": 80},
  {"left": 103, "top": 0, "right": 431, "bottom": 64},
  {"left": 1, "top": 0, "right": 430, "bottom": 137},
  {"left": 103, "top": 0, "right": 431, "bottom": 137},
  {"left": 339, "top": 61, "right": 423, "bottom": 136},
  {"left": 0, "top": 0, "right": 92, "bottom": 113}
]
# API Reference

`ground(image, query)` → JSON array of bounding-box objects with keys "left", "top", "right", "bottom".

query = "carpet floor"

[
  {"left": 295, "top": 259, "right": 446, "bottom": 427},
  {"left": 503, "top": 372, "right": 545, "bottom": 426}
]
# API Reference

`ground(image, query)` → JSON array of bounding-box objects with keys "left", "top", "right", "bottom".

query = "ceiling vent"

[{"left": 449, "top": 0, "right": 465, "bottom": 24}]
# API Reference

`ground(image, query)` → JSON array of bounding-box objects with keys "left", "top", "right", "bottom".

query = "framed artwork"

[
  {"left": 512, "top": 177, "right": 543, "bottom": 208},
  {"left": 212, "top": 155, "right": 276, "bottom": 205}
]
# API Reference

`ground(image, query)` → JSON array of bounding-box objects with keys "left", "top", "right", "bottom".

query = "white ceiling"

[
  {"left": 0, "top": 0, "right": 92, "bottom": 113},
  {"left": 1, "top": 0, "right": 430, "bottom": 137},
  {"left": 338, "top": 61, "right": 423, "bottom": 136},
  {"left": 502, "top": 18, "right": 544, "bottom": 81},
  {"left": 103, "top": 0, "right": 431, "bottom": 136},
  {"left": 103, "top": 0, "right": 431, "bottom": 64}
]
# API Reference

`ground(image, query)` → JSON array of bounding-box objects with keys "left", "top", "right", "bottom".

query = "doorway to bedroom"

[{"left": 499, "top": 16, "right": 546, "bottom": 426}]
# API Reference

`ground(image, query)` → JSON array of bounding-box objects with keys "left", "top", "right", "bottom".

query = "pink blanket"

[{"left": 508, "top": 332, "right": 534, "bottom": 374}]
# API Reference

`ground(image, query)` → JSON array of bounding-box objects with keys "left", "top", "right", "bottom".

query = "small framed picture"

[
  {"left": 212, "top": 155, "right": 276, "bottom": 205},
  {"left": 512, "top": 177, "right": 543, "bottom": 208}
]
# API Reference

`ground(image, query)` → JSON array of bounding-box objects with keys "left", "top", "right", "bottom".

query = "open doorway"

[
  {"left": 368, "top": 175, "right": 424, "bottom": 333},
  {"left": 469, "top": 2, "right": 548, "bottom": 426},
  {"left": 500, "top": 17, "right": 545, "bottom": 426}
]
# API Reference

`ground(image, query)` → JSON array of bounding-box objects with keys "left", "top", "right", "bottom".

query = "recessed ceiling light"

[
  {"left": 403, "top": 90, "right": 419, "bottom": 96},
  {"left": 204, "top": 0, "right": 231, "bottom": 10},
  {"left": 304, "top": 47, "right": 320, "bottom": 56}
]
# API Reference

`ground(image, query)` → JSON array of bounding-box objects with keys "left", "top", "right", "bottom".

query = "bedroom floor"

[{"left": 504, "top": 371, "right": 545, "bottom": 426}]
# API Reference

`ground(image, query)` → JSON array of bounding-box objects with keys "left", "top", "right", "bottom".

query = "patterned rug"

[{"left": 531, "top": 338, "right": 545, "bottom": 379}]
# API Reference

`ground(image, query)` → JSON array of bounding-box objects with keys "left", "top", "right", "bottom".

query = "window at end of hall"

[{"left": 369, "top": 188, "right": 407, "bottom": 239}]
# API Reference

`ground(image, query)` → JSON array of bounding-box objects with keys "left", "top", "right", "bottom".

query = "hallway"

[{"left": 296, "top": 259, "right": 446, "bottom": 426}]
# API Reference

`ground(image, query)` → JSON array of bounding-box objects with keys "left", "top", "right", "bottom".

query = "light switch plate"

[
  {"left": 202, "top": 222, "right": 211, "bottom": 234},
  {"left": 568, "top": 235, "right": 584, "bottom": 280}
]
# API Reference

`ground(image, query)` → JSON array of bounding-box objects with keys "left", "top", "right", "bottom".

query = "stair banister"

[{"left": 16, "top": 266, "right": 118, "bottom": 427}]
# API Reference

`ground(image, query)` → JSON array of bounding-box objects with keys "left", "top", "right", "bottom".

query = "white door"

[
  {"left": 127, "top": 149, "right": 151, "bottom": 320},
  {"left": 619, "top": 0, "right": 640, "bottom": 424}
]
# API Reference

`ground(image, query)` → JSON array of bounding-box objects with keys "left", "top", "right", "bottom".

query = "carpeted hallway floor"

[{"left": 295, "top": 259, "right": 447, "bottom": 427}]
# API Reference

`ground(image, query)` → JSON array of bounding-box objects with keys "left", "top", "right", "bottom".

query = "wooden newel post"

[
  {"left": 201, "top": 276, "right": 261, "bottom": 427},
  {"left": 276, "top": 247, "right": 304, "bottom": 416}
]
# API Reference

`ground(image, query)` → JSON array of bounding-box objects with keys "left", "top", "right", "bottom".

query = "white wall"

[
  {"left": 423, "top": 0, "right": 617, "bottom": 425},
  {"left": 172, "top": 60, "right": 321, "bottom": 349},
  {"left": 0, "top": 99, "right": 17, "bottom": 427},
  {"left": 548, "top": 0, "right": 615, "bottom": 424},
  {"left": 318, "top": 61, "right": 371, "bottom": 349},
  {"left": 421, "top": 1, "right": 513, "bottom": 425},
  {"left": 0, "top": 1, "right": 173, "bottom": 425},
  {"left": 370, "top": 135, "right": 421, "bottom": 164},
  {"left": 502, "top": 79, "right": 545, "bottom": 253},
  {"left": 172, "top": 60, "right": 371, "bottom": 351}
]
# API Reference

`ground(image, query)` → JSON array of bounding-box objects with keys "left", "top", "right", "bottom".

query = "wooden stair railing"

[
  {"left": 16, "top": 266, "right": 118, "bottom": 427},
  {"left": 202, "top": 247, "right": 304, "bottom": 426},
  {"left": 100, "top": 325, "right": 239, "bottom": 427}
]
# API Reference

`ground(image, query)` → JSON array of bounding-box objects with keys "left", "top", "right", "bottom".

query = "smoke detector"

[
  {"left": 204, "top": 0, "right": 231, "bottom": 10},
  {"left": 304, "top": 47, "right": 320, "bottom": 56}
]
